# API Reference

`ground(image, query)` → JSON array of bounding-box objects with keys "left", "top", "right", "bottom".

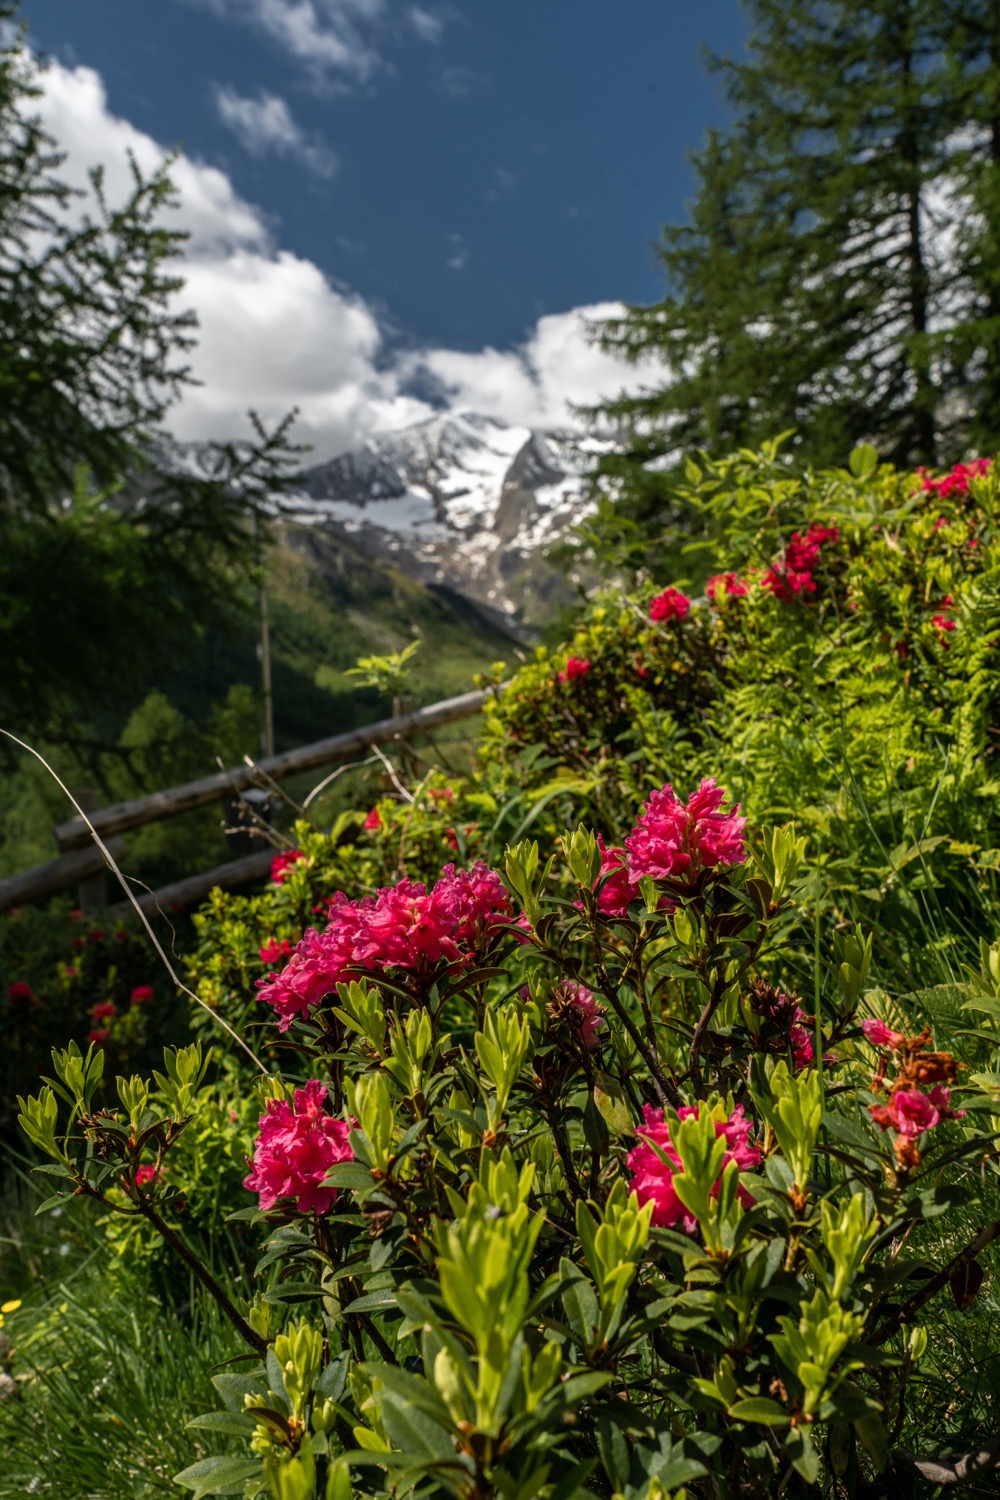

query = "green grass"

[{"left": 0, "top": 1175, "right": 247, "bottom": 1499}]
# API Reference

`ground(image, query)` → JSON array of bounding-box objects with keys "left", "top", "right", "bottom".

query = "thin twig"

[
  {"left": 0, "top": 729, "right": 270, "bottom": 1077},
  {"left": 303, "top": 753, "right": 382, "bottom": 811},
  {"left": 372, "top": 742, "right": 415, "bottom": 804}
]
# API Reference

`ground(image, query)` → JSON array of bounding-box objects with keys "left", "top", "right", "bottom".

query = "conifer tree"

[
  {"left": 591, "top": 0, "right": 994, "bottom": 483},
  {"left": 0, "top": 6, "right": 300, "bottom": 743}
]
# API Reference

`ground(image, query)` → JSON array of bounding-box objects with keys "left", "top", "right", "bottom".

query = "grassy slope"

[{"left": 0, "top": 523, "right": 519, "bottom": 884}]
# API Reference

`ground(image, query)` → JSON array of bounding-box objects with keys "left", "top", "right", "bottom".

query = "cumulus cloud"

[
  {"left": 214, "top": 86, "right": 338, "bottom": 177},
  {"left": 33, "top": 58, "right": 641, "bottom": 460},
  {"left": 401, "top": 305, "right": 640, "bottom": 431}
]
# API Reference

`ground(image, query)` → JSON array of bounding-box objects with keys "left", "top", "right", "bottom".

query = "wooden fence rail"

[
  {"left": 54, "top": 687, "right": 491, "bottom": 852},
  {"left": 0, "top": 686, "right": 494, "bottom": 916},
  {"left": 0, "top": 838, "right": 127, "bottom": 915}
]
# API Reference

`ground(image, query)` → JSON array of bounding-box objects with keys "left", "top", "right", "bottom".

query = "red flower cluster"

[
  {"left": 932, "top": 594, "right": 957, "bottom": 639},
  {"left": 258, "top": 863, "right": 515, "bottom": 1030},
  {"left": 364, "top": 807, "right": 382, "bottom": 831},
  {"left": 134, "top": 1164, "right": 160, "bottom": 1188},
  {"left": 649, "top": 586, "right": 691, "bottom": 623},
  {"left": 592, "top": 781, "right": 745, "bottom": 917},
  {"left": 557, "top": 655, "right": 591, "bottom": 683},
  {"left": 627, "top": 1102, "right": 761, "bottom": 1232},
  {"left": 6, "top": 981, "right": 36, "bottom": 1007},
  {"left": 706, "top": 572, "right": 748, "bottom": 605},
  {"left": 864, "top": 1019, "right": 964, "bottom": 1168},
  {"left": 625, "top": 778, "right": 746, "bottom": 885},
  {"left": 763, "top": 523, "right": 839, "bottom": 601},
  {"left": 130, "top": 985, "right": 153, "bottom": 1005},
  {"left": 87, "top": 1028, "right": 110, "bottom": 1047},
  {"left": 271, "top": 849, "right": 306, "bottom": 884},
  {"left": 91, "top": 1001, "right": 117, "bottom": 1021},
  {"left": 919, "top": 457, "right": 991, "bottom": 497},
  {"left": 243, "top": 1080, "right": 355, "bottom": 1214}
]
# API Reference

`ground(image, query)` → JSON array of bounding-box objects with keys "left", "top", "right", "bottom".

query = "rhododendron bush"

[{"left": 18, "top": 775, "right": 1000, "bottom": 1498}]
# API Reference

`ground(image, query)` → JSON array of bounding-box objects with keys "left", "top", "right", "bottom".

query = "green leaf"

[
  {"left": 727, "top": 1397, "right": 790, "bottom": 1427},
  {"left": 848, "top": 443, "right": 878, "bottom": 480},
  {"left": 173, "top": 1456, "right": 261, "bottom": 1499},
  {"left": 186, "top": 1411, "right": 258, "bottom": 1437}
]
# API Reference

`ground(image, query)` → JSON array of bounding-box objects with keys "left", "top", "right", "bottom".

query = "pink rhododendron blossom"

[
  {"left": 706, "top": 572, "right": 748, "bottom": 604},
  {"left": 558, "top": 656, "right": 591, "bottom": 683},
  {"left": 592, "top": 837, "right": 643, "bottom": 916},
  {"left": 134, "top": 1165, "right": 160, "bottom": 1188},
  {"left": 260, "top": 939, "right": 294, "bottom": 965},
  {"left": 863, "top": 1017, "right": 905, "bottom": 1048},
  {"left": 627, "top": 1103, "right": 761, "bottom": 1232},
  {"left": 625, "top": 778, "right": 746, "bottom": 884},
  {"left": 87, "top": 1028, "right": 110, "bottom": 1047},
  {"left": 130, "top": 985, "right": 153, "bottom": 1005},
  {"left": 243, "top": 1081, "right": 355, "bottom": 1215},
  {"left": 91, "top": 1001, "right": 117, "bottom": 1021},
  {"left": 649, "top": 586, "right": 691, "bottom": 623},
  {"left": 364, "top": 807, "right": 382, "bottom": 831},
  {"left": 258, "top": 865, "right": 514, "bottom": 1030},
  {"left": 271, "top": 849, "right": 306, "bottom": 884},
  {"left": 6, "top": 981, "right": 35, "bottom": 1006},
  {"left": 868, "top": 1085, "right": 964, "bottom": 1139}
]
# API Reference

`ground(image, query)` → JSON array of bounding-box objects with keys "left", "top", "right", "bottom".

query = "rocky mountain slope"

[{"left": 281, "top": 410, "right": 605, "bottom": 631}]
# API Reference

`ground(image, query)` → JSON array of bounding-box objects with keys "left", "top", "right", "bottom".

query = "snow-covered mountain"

[{"left": 281, "top": 411, "right": 607, "bottom": 629}]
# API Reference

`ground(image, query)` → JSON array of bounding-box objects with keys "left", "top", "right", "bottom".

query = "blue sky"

[{"left": 25, "top": 0, "right": 746, "bottom": 454}]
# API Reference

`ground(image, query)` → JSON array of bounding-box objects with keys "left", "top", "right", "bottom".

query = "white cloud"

[
  {"left": 401, "top": 305, "right": 639, "bottom": 431},
  {"left": 32, "top": 59, "right": 640, "bottom": 461},
  {"left": 214, "top": 86, "right": 338, "bottom": 177},
  {"left": 408, "top": 5, "right": 443, "bottom": 42},
  {"left": 187, "top": 0, "right": 388, "bottom": 85}
]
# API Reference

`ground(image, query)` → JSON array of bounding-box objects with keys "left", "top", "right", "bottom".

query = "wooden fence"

[{"left": 0, "top": 687, "right": 493, "bottom": 917}]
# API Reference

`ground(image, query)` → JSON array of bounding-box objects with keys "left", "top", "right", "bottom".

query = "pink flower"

[
  {"left": 88, "top": 928, "right": 106, "bottom": 944},
  {"left": 706, "top": 572, "right": 748, "bottom": 604},
  {"left": 6, "top": 981, "right": 35, "bottom": 1006},
  {"left": 868, "top": 1085, "right": 964, "bottom": 1139},
  {"left": 271, "top": 849, "right": 306, "bottom": 884},
  {"left": 627, "top": 1103, "right": 761, "bottom": 1232},
  {"left": 258, "top": 921, "right": 361, "bottom": 1031},
  {"left": 259, "top": 938, "right": 294, "bottom": 965},
  {"left": 130, "top": 984, "right": 153, "bottom": 1005},
  {"left": 625, "top": 778, "right": 746, "bottom": 884},
  {"left": 134, "top": 1165, "right": 159, "bottom": 1188},
  {"left": 558, "top": 656, "right": 591, "bottom": 683},
  {"left": 592, "top": 837, "right": 643, "bottom": 916},
  {"left": 863, "top": 1017, "right": 905, "bottom": 1048},
  {"left": 932, "top": 612, "right": 957, "bottom": 636},
  {"left": 243, "top": 1080, "right": 355, "bottom": 1214},
  {"left": 91, "top": 1001, "right": 117, "bottom": 1021},
  {"left": 649, "top": 586, "right": 691, "bottom": 623},
  {"left": 87, "top": 1028, "right": 110, "bottom": 1047},
  {"left": 257, "top": 865, "right": 515, "bottom": 1030},
  {"left": 364, "top": 807, "right": 382, "bottom": 831}
]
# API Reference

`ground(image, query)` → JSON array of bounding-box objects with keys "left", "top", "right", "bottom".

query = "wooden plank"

[
  {"left": 0, "top": 837, "right": 127, "bottom": 914},
  {"left": 109, "top": 848, "right": 277, "bottom": 917},
  {"left": 54, "top": 686, "right": 493, "bottom": 852}
]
